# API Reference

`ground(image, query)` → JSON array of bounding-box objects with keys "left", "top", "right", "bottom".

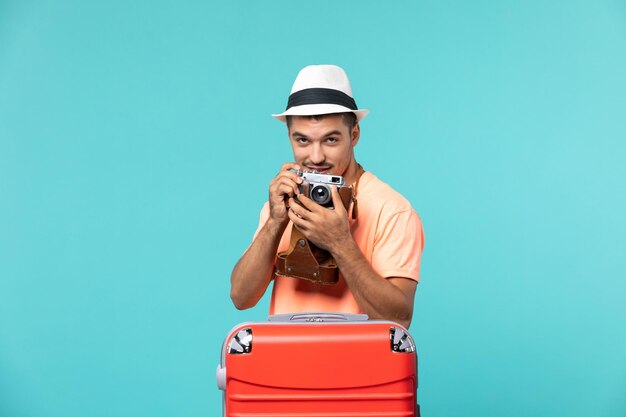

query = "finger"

[
  {"left": 330, "top": 186, "right": 347, "bottom": 214},
  {"left": 288, "top": 208, "right": 308, "bottom": 230},
  {"left": 279, "top": 183, "right": 297, "bottom": 198},
  {"left": 271, "top": 178, "right": 300, "bottom": 198},
  {"left": 276, "top": 170, "right": 304, "bottom": 185},
  {"left": 295, "top": 193, "right": 322, "bottom": 213},
  {"left": 272, "top": 172, "right": 303, "bottom": 195},
  {"left": 288, "top": 197, "right": 310, "bottom": 219},
  {"left": 279, "top": 162, "right": 302, "bottom": 174}
]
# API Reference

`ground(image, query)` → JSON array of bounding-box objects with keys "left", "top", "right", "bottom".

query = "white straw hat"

[{"left": 272, "top": 65, "right": 369, "bottom": 123}]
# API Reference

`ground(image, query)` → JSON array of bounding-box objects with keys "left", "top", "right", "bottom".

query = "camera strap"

[
  {"left": 275, "top": 227, "right": 339, "bottom": 284},
  {"left": 350, "top": 164, "right": 365, "bottom": 220}
]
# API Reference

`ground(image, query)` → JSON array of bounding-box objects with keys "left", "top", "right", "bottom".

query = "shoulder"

[{"left": 358, "top": 171, "right": 415, "bottom": 215}]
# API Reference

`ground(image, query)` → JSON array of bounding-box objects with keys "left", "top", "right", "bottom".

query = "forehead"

[{"left": 288, "top": 114, "right": 349, "bottom": 135}]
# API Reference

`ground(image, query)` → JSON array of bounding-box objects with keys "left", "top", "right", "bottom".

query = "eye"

[
  {"left": 326, "top": 137, "right": 338, "bottom": 143},
  {"left": 296, "top": 137, "right": 309, "bottom": 144}
]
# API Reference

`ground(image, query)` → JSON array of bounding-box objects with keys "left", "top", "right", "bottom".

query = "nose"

[{"left": 310, "top": 143, "right": 325, "bottom": 165}]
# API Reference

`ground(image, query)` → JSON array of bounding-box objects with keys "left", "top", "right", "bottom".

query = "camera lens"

[{"left": 311, "top": 185, "right": 331, "bottom": 205}]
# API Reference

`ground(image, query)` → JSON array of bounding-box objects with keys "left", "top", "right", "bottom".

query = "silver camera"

[{"left": 296, "top": 170, "right": 345, "bottom": 209}]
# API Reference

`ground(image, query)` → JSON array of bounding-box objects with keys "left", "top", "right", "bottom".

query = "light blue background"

[{"left": 1, "top": 1, "right": 625, "bottom": 416}]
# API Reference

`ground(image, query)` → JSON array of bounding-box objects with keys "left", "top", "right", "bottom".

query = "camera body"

[{"left": 297, "top": 170, "right": 351, "bottom": 210}]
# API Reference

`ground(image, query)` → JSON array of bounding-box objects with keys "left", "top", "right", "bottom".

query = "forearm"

[
  {"left": 230, "top": 218, "right": 287, "bottom": 309},
  {"left": 332, "top": 239, "right": 415, "bottom": 328}
]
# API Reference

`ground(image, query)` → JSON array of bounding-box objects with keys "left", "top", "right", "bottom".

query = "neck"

[{"left": 342, "top": 159, "right": 361, "bottom": 185}]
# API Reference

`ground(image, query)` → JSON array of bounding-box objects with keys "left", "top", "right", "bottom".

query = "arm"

[
  {"left": 287, "top": 187, "right": 418, "bottom": 328},
  {"left": 230, "top": 216, "right": 287, "bottom": 310},
  {"left": 332, "top": 242, "right": 417, "bottom": 329},
  {"left": 230, "top": 162, "right": 302, "bottom": 309}
]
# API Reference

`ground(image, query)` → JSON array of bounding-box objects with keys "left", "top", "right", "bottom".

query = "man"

[{"left": 230, "top": 65, "right": 424, "bottom": 328}]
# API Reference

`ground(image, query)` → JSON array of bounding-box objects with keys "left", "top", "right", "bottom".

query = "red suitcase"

[{"left": 216, "top": 312, "right": 419, "bottom": 417}]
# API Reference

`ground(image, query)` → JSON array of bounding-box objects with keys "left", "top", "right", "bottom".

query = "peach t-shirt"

[{"left": 253, "top": 171, "right": 425, "bottom": 315}]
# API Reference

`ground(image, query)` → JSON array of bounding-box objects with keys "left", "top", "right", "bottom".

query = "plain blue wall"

[{"left": 1, "top": 1, "right": 625, "bottom": 416}]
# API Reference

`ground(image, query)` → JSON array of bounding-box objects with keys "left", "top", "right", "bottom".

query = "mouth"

[{"left": 306, "top": 166, "right": 332, "bottom": 174}]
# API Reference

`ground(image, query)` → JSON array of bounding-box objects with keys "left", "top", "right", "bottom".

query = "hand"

[
  {"left": 269, "top": 162, "right": 302, "bottom": 224},
  {"left": 287, "top": 185, "right": 352, "bottom": 253}
]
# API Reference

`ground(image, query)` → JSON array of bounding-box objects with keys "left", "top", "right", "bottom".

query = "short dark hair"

[{"left": 285, "top": 112, "right": 358, "bottom": 131}]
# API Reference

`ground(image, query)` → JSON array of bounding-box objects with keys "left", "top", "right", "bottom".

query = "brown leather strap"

[
  {"left": 351, "top": 164, "right": 365, "bottom": 220},
  {"left": 275, "top": 227, "right": 339, "bottom": 284}
]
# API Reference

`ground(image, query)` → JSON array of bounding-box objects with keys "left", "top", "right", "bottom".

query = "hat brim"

[{"left": 272, "top": 104, "right": 369, "bottom": 123}]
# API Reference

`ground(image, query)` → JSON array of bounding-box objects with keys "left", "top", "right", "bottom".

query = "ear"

[{"left": 351, "top": 123, "right": 360, "bottom": 147}]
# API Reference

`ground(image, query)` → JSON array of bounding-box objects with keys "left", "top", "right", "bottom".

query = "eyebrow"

[{"left": 291, "top": 130, "right": 343, "bottom": 138}]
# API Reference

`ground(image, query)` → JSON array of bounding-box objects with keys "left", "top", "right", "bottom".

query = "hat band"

[{"left": 286, "top": 88, "right": 358, "bottom": 111}]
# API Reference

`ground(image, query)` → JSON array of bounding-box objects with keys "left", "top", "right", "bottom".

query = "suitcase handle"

[{"left": 268, "top": 312, "right": 369, "bottom": 322}]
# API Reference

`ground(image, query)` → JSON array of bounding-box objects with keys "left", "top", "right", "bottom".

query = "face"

[{"left": 288, "top": 114, "right": 360, "bottom": 179}]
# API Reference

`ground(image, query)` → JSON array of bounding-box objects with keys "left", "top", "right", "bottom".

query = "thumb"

[{"left": 331, "top": 186, "right": 347, "bottom": 213}]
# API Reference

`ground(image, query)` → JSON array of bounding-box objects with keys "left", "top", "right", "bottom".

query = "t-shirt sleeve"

[
  {"left": 252, "top": 202, "right": 271, "bottom": 241},
  {"left": 371, "top": 209, "right": 424, "bottom": 282}
]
